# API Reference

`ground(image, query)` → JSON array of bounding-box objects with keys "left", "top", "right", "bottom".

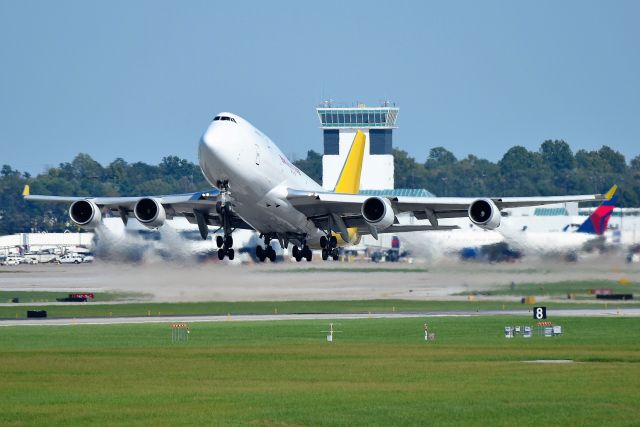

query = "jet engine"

[
  {"left": 468, "top": 198, "right": 501, "bottom": 230},
  {"left": 134, "top": 198, "right": 166, "bottom": 228},
  {"left": 69, "top": 200, "right": 102, "bottom": 229},
  {"left": 361, "top": 197, "right": 395, "bottom": 231}
]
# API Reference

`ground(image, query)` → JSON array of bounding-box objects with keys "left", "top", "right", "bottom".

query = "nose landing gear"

[{"left": 215, "top": 182, "right": 235, "bottom": 261}]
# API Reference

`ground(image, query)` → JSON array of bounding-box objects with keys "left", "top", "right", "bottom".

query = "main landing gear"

[
  {"left": 216, "top": 234, "right": 234, "bottom": 261},
  {"left": 320, "top": 235, "right": 339, "bottom": 261},
  {"left": 256, "top": 235, "right": 278, "bottom": 262},
  {"left": 292, "top": 244, "right": 312, "bottom": 262}
]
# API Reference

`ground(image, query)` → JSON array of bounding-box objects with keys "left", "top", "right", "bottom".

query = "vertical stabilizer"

[
  {"left": 333, "top": 130, "right": 366, "bottom": 194},
  {"left": 576, "top": 185, "right": 617, "bottom": 235}
]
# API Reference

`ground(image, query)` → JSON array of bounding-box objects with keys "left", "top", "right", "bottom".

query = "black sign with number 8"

[{"left": 533, "top": 306, "right": 547, "bottom": 320}]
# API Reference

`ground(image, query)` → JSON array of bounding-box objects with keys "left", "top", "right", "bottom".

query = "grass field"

[
  {"left": 2, "top": 297, "right": 640, "bottom": 320},
  {"left": 1, "top": 316, "right": 639, "bottom": 426},
  {"left": 456, "top": 280, "right": 640, "bottom": 298}
]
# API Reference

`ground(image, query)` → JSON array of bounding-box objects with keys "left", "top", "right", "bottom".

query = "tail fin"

[
  {"left": 333, "top": 130, "right": 366, "bottom": 194},
  {"left": 576, "top": 185, "right": 617, "bottom": 235}
]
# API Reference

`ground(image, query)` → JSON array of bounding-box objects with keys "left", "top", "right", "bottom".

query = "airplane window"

[{"left": 221, "top": 117, "right": 230, "bottom": 121}]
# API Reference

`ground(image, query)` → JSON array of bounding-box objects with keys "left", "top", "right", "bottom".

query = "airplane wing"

[
  {"left": 22, "top": 186, "right": 254, "bottom": 237},
  {"left": 286, "top": 187, "right": 609, "bottom": 235}
]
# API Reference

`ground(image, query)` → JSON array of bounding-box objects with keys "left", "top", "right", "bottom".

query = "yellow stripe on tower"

[{"left": 333, "top": 130, "right": 366, "bottom": 194}]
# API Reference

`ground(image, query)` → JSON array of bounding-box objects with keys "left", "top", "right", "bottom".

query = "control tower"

[{"left": 317, "top": 102, "right": 398, "bottom": 190}]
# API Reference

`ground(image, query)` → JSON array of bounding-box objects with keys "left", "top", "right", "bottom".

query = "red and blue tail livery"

[{"left": 576, "top": 185, "right": 617, "bottom": 235}]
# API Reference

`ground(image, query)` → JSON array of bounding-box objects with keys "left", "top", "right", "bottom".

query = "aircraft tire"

[
  {"left": 292, "top": 245, "right": 299, "bottom": 258},
  {"left": 329, "top": 236, "right": 338, "bottom": 248},
  {"left": 225, "top": 235, "right": 233, "bottom": 248},
  {"left": 320, "top": 236, "right": 327, "bottom": 249},
  {"left": 268, "top": 249, "right": 276, "bottom": 263},
  {"left": 217, "top": 249, "right": 225, "bottom": 260},
  {"left": 227, "top": 249, "right": 235, "bottom": 260},
  {"left": 321, "top": 249, "right": 328, "bottom": 261},
  {"left": 216, "top": 236, "right": 224, "bottom": 248}
]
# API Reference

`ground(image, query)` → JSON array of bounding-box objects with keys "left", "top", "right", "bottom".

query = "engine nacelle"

[
  {"left": 361, "top": 197, "right": 395, "bottom": 231},
  {"left": 134, "top": 198, "right": 166, "bottom": 228},
  {"left": 468, "top": 198, "right": 501, "bottom": 230},
  {"left": 69, "top": 200, "right": 102, "bottom": 229}
]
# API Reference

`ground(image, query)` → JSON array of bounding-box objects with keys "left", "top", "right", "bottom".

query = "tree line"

[{"left": 1, "top": 140, "right": 639, "bottom": 235}]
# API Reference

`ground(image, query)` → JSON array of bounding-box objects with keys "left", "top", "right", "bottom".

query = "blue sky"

[{"left": 1, "top": 1, "right": 638, "bottom": 174}]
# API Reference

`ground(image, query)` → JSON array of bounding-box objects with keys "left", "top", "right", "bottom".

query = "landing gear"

[
  {"left": 292, "top": 244, "right": 312, "bottom": 262},
  {"left": 215, "top": 183, "right": 236, "bottom": 261},
  {"left": 217, "top": 243, "right": 235, "bottom": 261},
  {"left": 320, "top": 234, "right": 339, "bottom": 261},
  {"left": 255, "top": 244, "right": 276, "bottom": 262},
  {"left": 256, "top": 235, "right": 277, "bottom": 263}
]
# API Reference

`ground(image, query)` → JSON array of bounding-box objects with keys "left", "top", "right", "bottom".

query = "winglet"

[
  {"left": 22, "top": 185, "right": 30, "bottom": 197},
  {"left": 604, "top": 184, "right": 617, "bottom": 200},
  {"left": 333, "top": 130, "right": 366, "bottom": 194}
]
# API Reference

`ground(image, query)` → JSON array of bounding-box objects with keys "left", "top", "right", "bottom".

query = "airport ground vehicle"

[
  {"left": 58, "top": 253, "right": 84, "bottom": 264},
  {"left": 24, "top": 250, "right": 59, "bottom": 264},
  {"left": 1, "top": 256, "right": 21, "bottom": 266},
  {"left": 82, "top": 254, "right": 95, "bottom": 263}
]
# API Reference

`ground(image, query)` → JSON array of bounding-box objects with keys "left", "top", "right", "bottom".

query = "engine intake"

[
  {"left": 361, "top": 197, "right": 395, "bottom": 231},
  {"left": 69, "top": 200, "right": 102, "bottom": 229},
  {"left": 468, "top": 198, "right": 501, "bottom": 230},
  {"left": 134, "top": 198, "right": 166, "bottom": 228}
]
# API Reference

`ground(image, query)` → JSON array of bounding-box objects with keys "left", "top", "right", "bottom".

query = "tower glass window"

[
  {"left": 323, "top": 130, "right": 339, "bottom": 154},
  {"left": 370, "top": 129, "right": 392, "bottom": 154}
]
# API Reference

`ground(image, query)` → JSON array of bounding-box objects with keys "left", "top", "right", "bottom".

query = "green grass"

[
  {"left": 2, "top": 298, "right": 640, "bottom": 320},
  {"left": 0, "top": 291, "right": 150, "bottom": 303},
  {"left": 0, "top": 316, "right": 639, "bottom": 426},
  {"left": 456, "top": 280, "right": 640, "bottom": 298}
]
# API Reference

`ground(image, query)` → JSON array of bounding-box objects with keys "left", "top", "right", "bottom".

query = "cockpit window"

[{"left": 213, "top": 116, "right": 237, "bottom": 123}]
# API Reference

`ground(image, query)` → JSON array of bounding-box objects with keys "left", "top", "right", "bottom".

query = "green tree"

[{"left": 293, "top": 150, "right": 323, "bottom": 185}]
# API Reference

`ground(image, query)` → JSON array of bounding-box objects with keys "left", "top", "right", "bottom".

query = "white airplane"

[
  {"left": 497, "top": 188, "right": 618, "bottom": 257},
  {"left": 23, "top": 112, "right": 608, "bottom": 263}
]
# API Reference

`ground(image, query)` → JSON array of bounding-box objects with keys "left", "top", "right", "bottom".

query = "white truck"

[{"left": 58, "top": 253, "right": 84, "bottom": 264}]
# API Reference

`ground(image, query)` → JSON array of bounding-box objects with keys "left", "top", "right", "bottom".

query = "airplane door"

[{"left": 255, "top": 144, "right": 261, "bottom": 165}]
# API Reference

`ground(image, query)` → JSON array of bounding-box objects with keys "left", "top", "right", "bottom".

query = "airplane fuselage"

[{"left": 198, "top": 112, "right": 328, "bottom": 247}]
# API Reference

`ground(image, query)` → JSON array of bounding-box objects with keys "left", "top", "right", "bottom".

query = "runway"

[
  {"left": 1, "top": 258, "right": 638, "bottom": 302},
  {"left": 2, "top": 308, "right": 639, "bottom": 326}
]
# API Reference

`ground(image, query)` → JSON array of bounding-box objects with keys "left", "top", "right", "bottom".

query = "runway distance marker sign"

[{"left": 533, "top": 306, "right": 547, "bottom": 320}]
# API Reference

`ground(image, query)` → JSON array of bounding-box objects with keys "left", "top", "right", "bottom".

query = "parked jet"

[{"left": 23, "top": 112, "right": 608, "bottom": 263}]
